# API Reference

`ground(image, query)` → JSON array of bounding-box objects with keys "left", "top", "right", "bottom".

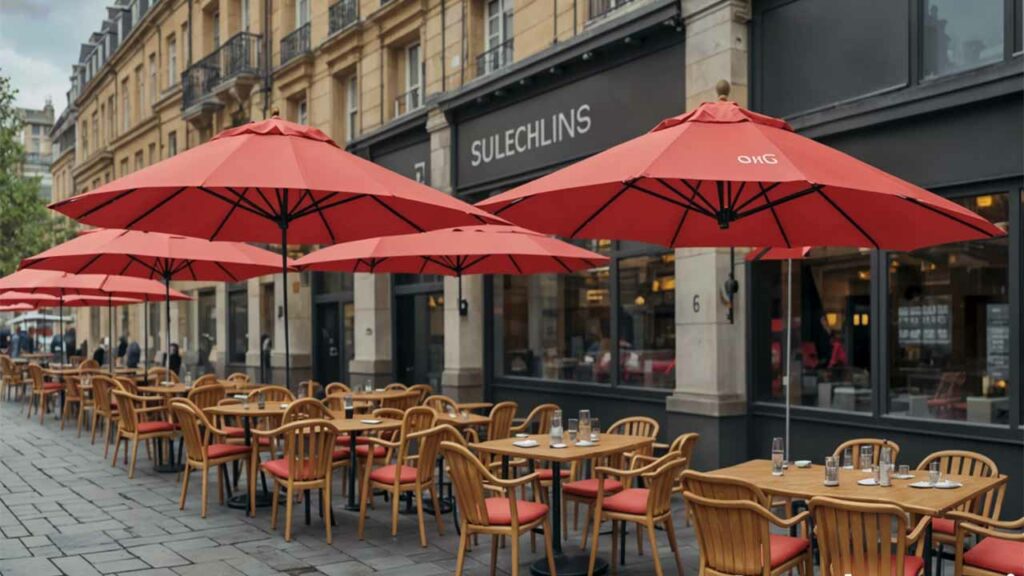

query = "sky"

[{"left": 0, "top": 0, "right": 110, "bottom": 115}]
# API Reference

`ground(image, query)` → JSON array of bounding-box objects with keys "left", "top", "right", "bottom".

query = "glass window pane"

[
  {"left": 755, "top": 247, "right": 873, "bottom": 412},
  {"left": 923, "top": 0, "right": 1004, "bottom": 79},
  {"left": 495, "top": 264, "right": 611, "bottom": 383},
  {"left": 618, "top": 253, "right": 675, "bottom": 389},
  {"left": 315, "top": 272, "right": 353, "bottom": 294},
  {"left": 228, "top": 289, "right": 247, "bottom": 364},
  {"left": 887, "top": 193, "right": 1010, "bottom": 424}
]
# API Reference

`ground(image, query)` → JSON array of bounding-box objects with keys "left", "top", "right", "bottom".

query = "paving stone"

[
  {"left": 127, "top": 543, "right": 190, "bottom": 568},
  {"left": 0, "top": 556, "right": 61, "bottom": 576},
  {"left": 91, "top": 557, "right": 151, "bottom": 573},
  {"left": 51, "top": 555, "right": 103, "bottom": 576}
]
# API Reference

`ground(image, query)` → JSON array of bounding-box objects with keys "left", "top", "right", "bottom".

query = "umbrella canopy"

[
  {"left": 294, "top": 225, "right": 609, "bottom": 275},
  {"left": 0, "top": 303, "right": 34, "bottom": 312},
  {"left": 63, "top": 295, "right": 143, "bottom": 306},
  {"left": 48, "top": 116, "right": 507, "bottom": 387},
  {"left": 477, "top": 97, "right": 1004, "bottom": 251},
  {"left": 21, "top": 228, "right": 290, "bottom": 282},
  {"left": 0, "top": 269, "right": 187, "bottom": 300},
  {"left": 0, "top": 291, "right": 59, "bottom": 306},
  {"left": 746, "top": 246, "right": 811, "bottom": 262},
  {"left": 49, "top": 117, "right": 504, "bottom": 244}
]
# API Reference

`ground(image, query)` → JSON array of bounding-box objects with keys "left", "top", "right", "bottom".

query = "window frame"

[
  {"left": 167, "top": 36, "right": 177, "bottom": 87},
  {"left": 405, "top": 43, "right": 421, "bottom": 110},
  {"left": 346, "top": 75, "right": 358, "bottom": 141}
]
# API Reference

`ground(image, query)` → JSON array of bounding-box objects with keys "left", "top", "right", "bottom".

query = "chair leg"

[
  {"left": 429, "top": 487, "right": 444, "bottom": 536},
  {"left": 390, "top": 486, "right": 400, "bottom": 537},
  {"left": 357, "top": 477, "right": 370, "bottom": 540},
  {"left": 39, "top": 394, "right": 46, "bottom": 424},
  {"left": 103, "top": 418, "right": 113, "bottom": 459},
  {"left": 581, "top": 506, "right": 593, "bottom": 551},
  {"left": 60, "top": 399, "right": 69, "bottom": 430},
  {"left": 415, "top": 488, "right": 428, "bottom": 547},
  {"left": 636, "top": 520, "right": 644, "bottom": 556},
  {"left": 128, "top": 436, "right": 140, "bottom": 479},
  {"left": 510, "top": 528, "right": 521, "bottom": 576},
  {"left": 217, "top": 465, "right": 225, "bottom": 505},
  {"left": 454, "top": 523, "right": 469, "bottom": 576},
  {"left": 490, "top": 534, "right": 499, "bottom": 576},
  {"left": 284, "top": 483, "right": 294, "bottom": 542},
  {"left": 90, "top": 411, "right": 99, "bottom": 444},
  {"left": 249, "top": 454, "right": 258, "bottom": 518},
  {"left": 270, "top": 480, "right": 280, "bottom": 529},
  {"left": 645, "top": 522, "right": 664, "bottom": 576},
  {"left": 179, "top": 463, "right": 191, "bottom": 510},
  {"left": 543, "top": 519, "right": 557, "bottom": 576},
  {"left": 610, "top": 520, "right": 619, "bottom": 576},
  {"left": 664, "top": 517, "right": 684, "bottom": 576},
  {"left": 111, "top": 431, "right": 121, "bottom": 467},
  {"left": 323, "top": 480, "right": 332, "bottom": 545}
]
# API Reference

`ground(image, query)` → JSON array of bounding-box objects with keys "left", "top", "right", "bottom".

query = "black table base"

[
  {"left": 153, "top": 438, "right": 183, "bottom": 473},
  {"left": 531, "top": 554, "right": 608, "bottom": 576}
]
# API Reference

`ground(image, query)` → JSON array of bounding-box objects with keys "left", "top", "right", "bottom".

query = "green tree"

[{"left": 0, "top": 71, "right": 73, "bottom": 276}]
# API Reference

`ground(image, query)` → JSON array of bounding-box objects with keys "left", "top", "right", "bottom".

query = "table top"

[
  {"left": 348, "top": 390, "right": 412, "bottom": 401},
  {"left": 138, "top": 384, "right": 190, "bottom": 395},
  {"left": 327, "top": 416, "right": 402, "bottom": 434},
  {"left": 472, "top": 433, "right": 653, "bottom": 464},
  {"left": 207, "top": 402, "right": 292, "bottom": 417},
  {"left": 710, "top": 459, "right": 1008, "bottom": 517},
  {"left": 437, "top": 412, "right": 490, "bottom": 427}
]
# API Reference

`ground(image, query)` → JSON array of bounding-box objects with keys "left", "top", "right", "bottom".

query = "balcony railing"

[
  {"left": 23, "top": 152, "right": 51, "bottom": 167},
  {"left": 328, "top": 0, "right": 359, "bottom": 36},
  {"left": 588, "top": 0, "right": 634, "bottom": 20},
  {"left": 280, "top": 23, "right": 311, "bottom": 67},
  {"left": 476, "top": 39, "right": 513, "bottom": 77},
  {"left": 182, "top": 32, "right": 262, "bottom": 110},
  {"left": 393, "top": 86, "right": 422, "bottom": 117}
]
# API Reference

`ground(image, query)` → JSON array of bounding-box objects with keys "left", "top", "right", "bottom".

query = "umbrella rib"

[
  {"left": 737, "top": 185, "right": 821, "bottom": 220},
  {"left": 208, "top": 189, "right": 249, "bottom": 241},
  {"left": 759, "top": 182, "right": 792, "bottom": 248},
  {"left": 218, "top": 187, "right": 277, "bottom": 220},
  {"left": 213, "top": 260, "right": 239, "bottom": 283},
  {"left": 901, "top": 197, "right": 999, "bottom": 239},
  {"left": 170, "top": 260, "right": 192, "bottom": 277},
  {"left": 290, "top": 191, "right": 336, "bottom": 219},
  {"left": 288, "top": 189, "right": 311, "bottom": 219},
  {"left": 294, "top": 194, "right": 368, "bottom": 220},
  {"left": 628, "top": 182, "right": 711, "bottom": 217},
  {"left": 369, "top": 196, "right": 425, "bottom": 232},
  {"left": 253, "top": 187, "right": 279, "bottom": 219},
  {"left": 74, "top": 253, "right": 106, "bottom": 274},
  {"left": 655, "top": 179, "right": 715, "bottom": 218},
  {"left": 127, "top": 255, "right": 163, "bottom": 278},
  {"left": 730, "top": 182, "right": 747, "bottom": 213},
  {"left": 506, "top": 254, "right": 523, "bottom": 274},
  {"left": 816, "top": 187, "right": 879, "bottom": 249},
  {"left": 75, "top": 188, "right": 137, "bottom": 220},
  {"left": 571, "top": 184, "right": 630, "bottom": 239},
  {"left": 669, "top": 209, "right": 691, "bottom": 247},
  {"left": 492, "top": 196, "right": 528, "bottom": 216},
  {"left": 423, "top": 255, "right": 457, "bottom": 274},
  {"left": 125, "top": 187, "right": 188, "bottom": 229},
  {"left": 552, "top": 256, "right": 573, "bottom": 273},
  {"left": 462, "top": 254, "right": 490, "bottom": 274},
  {"left": 734, "top": 182, "right": 781, "bottom": 213},
  {"left": 417, "top": 257, "right": 429, "bottom": 274},
  {"left": 301, "top": 189, "right": 337, "bottom": 244},
  {"left": 680, "top": 180, "right": 721, "bottom": 215}
]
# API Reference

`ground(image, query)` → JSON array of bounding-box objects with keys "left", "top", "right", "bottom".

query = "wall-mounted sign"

[
  {"left": 455, "top": 42, "right": 685, "bottom": 190},
  {"left": 986, "top": 303, "right": 1009, "bottom": 381},
  {"left": 897, "top": 296, "right": 951, "bottom": 348}
]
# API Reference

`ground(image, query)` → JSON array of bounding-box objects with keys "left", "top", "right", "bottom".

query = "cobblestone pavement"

[{"left": 0, "top": 399, "right": 702, "bottom": 575}]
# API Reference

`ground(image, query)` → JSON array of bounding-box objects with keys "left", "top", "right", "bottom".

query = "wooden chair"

[
  {"left": 441, "top": 441, "right": 556, "bottom": 576},
  {"left": 407, "top": 383, "right": 432, "bottom": 404},
  {"left": 810, "top": 496, "right": 928, "bottom": 576},
  {"left": 324, "top": 382, "right": 350, "bottom": 396},
  {"left": 381, "top": 389, "right": 421, "bottom": 411},
  {"left": 111, "top": 389, "right": 180, "bottom": 479},
  {"left": 511, "top": 403, "right": 559, "bottom": 435},
  {"left": 949, "top": 511, "right": 1024, "bottom": 576},
  {"left": 299, "top": 379, "right": 321, "bottom": 399},
  {"left": 682, "top": 470, "right": 813, "bottom": 576},
  {"left": 186, "top": 384, "right": 226, "bottom": 412},
  {"left": 147, "top": 366, "right": 179, "bottom": 385},
  {"left": 248, "top": 385, "right": 295, "bottom": 404},
  {"left": 464, "top": 401, "right": 519, "bottom": 470},
  {"left": 61, "top": 374, "right": 86, "bottom": 432},
  {"left": 192, "top": 374, "right": 220, "bottom": 388},
  {"left": 78, "top": 358, "right": 100, "bottom": 370},
  {"left": 384, "top": 382, "right": 408, "bottom": 392},
  {"left": 424, "top": 394, "right": 459, "bottom": 414},
  {"left": 169, "top": 399, "right": 253, "bottom": 518},
  {"left": 588, "top": 453, "right": 687, "bottom": 576},
  {"left": 253, "top": 419, "right": 339, "bottom": 543},
  {"left": 90, "top": 375, "right": 120, "bottom": 457},
  {"left": 226, "top": 372, "right": 250, "bottom": 385},
  {"left": 358, "top": 406, "right": 438, "bottom": 543},
  {"left": 607, "top": 416, "right": 660, "bottom": 462},
  {"left": 832, "top": 438, "right": 901, "bottom": 469},
  {"left": 0, "top": 355, "right": 30, "bottom": 401},
  {"left": 243, "top": 386, "right": 295, "bottom": 459},
  {"left": 917, "top": 451, "right": 1005, "bottom": 566},
  {"left": 26, "top": 363, "right": 62, "bottom": 424}
]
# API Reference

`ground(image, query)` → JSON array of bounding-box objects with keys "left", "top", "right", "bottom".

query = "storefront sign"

[
  {"left": 986, "top": 303, "right": 1009, "bottom": 381},
  {"left": 455, "top": 42, "right": 685, "bottom": 190},
  {"left": 897, "top": 297, "right": 951, "bottom": 348},
  {"left": 372, "top": 137, "right": 431, "bottom": 185}
]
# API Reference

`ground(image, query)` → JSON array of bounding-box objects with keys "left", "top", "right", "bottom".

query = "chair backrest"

[
  {"left": 381, "top": 389, "right": 420, "bottom": 411},
  {"left": 226, "top": 372, "right": 250, "bottom": 384},
  {"left": 641, "top": 455, "right": 688, "bottom": 518},
  {"left": 486, "top": 401, "right": 518, "bottom": 440},
  {"left": 811, "top": 496, "right": 912, "bottom": 576},
  {"left": 91, "top": 375, "right": 118, "bottom": 417},
  {"left": 169, "top": 398, "right": 211, "bottom": 463},
  {"left": 424, "top": 394, "right": 459, "bottom": 415},
  {"left": 325, "top": 382, "right": 350, "bottom": 395},
  {"left": 410, "top": 424, "right": 465, "bottom": 485},
  {"left": 78, "top": 358, "right": 99, "bottom": 370},
  {"left": 27, "top": 363, "right": 45, "bottom": 391},
  {"left": 518, "top": 403, "right": 560, "bottom": 434},
  {"left": 608, "top": 416, "right": 660, "bottom": 439},
  {"left": 441, "top": 441, "right": 501, "bottom": 527},
  {"left": 65, "top": 374, "right": 84, "bottom": 398},
  {"left": 384, "top": 382, "right": 407, "bottom": 392},
  {"left": 299, "top": 379, "right": 321, "bottom": 398},
  {"left": 408, "top": 383, "right": 432, "bottom": 404},
  {"left": 669, "top": 432, "right": 700, "bottom": 468},
  {"left": 249, "top": 385, "right": 295, "bottom": 403},
  {"left": 282, "top": 398, "right": 333, "bottom": 423},
  {"left": 147, "top": 366, "right": 179, "bottom": 384},
  {"left": 832, "top": 438, "right": 900, "bottom": 469},
  {"left": 684, "top": 490, "right": 776, "bottom": 575},
  {"left": 187, "top": 384, "right": 226, "bottom": 411},
  {"left": 916, "top": 450, "right": 1004, "bottom": 520},
  {"left": 275, "top": 419, "right": 339, "bottom": 482},
  {"left": 681, "top": 470, "right": 770, "bottom": 507},
  {"left": 111, "top": 390, "right": 142, "bottom": 433},
  {"left": 193, "top": 374, "right": 220, "bottom": 388},
  {"left": 115, "top": 376, "right": 139, "bottom": 395}
]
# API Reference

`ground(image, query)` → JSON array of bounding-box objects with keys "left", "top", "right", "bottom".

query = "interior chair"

[
  {"left": 192, "top": 374, "right": 220, "bottom": 388},
  {"left": 324, "top": 382, "right": 351, "bottom": 396},
  {"left": 811, "top": 496, "right": 927, "bottom": 576},
  {"left": 147, "top": 366, "right": 179, "bottom": 385},
  {"left": 186, "top": 384, "right": 227, "bottom": 412},
  {"left": 60, "top": 374, "right": 85, "bottom": 432},
  {"left": 381, "top": 389, "right": 421, "bottom": 411}
]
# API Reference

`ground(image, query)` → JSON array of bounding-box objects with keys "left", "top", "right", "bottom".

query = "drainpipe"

[
  {"left": 185, "top": 0, "right": 193, "bottom": 148},
  {"left": 440, "top": 0, "right": 446, "bottom": 92},
  {"left": 460, "top": 0, "right": 466, "bottom": 86},
  {"left": 263, "top": 0, "right": 272, "bottom": 118}
]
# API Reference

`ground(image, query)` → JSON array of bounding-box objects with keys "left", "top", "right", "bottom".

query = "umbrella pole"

[
  {"left": 784, "top": 258, "right": 793, "bottom": 464},
  {"left": 59, "top": 295, "right": 64, "bottom": 365},
  {"left": 280, "top": 222, "right": 291, "bottom": 391},
  {"left": 144, "top": 301, "right": 149, "bottom": 377},
  {"left": 164, "top": 276, "right": 171, "bottom": 378},
  {"left": 108, "top": 296, "right": 113, "bottom": 374}
]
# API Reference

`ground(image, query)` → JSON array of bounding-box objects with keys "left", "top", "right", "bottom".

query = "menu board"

[
  {"left": 986, "top": 303, "right": 1010, "bottom": 381},
  {"left": 897, "top": 297, "right": 951, "bottom": 348}
]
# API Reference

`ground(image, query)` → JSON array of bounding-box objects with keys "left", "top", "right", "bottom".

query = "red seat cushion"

[
  {"left": 261, "top": 458, "right": 318, "bottom": 480},
  {"left": 932, "top": 517, "right": 954, "bottom": 535},
  {"left": 355, "top": 444, "right": 387, "bottom": 458},
  {"left": 137, "top": 421, "right": 176, "bottom": 434},
  {"left": 369, "top": 464, "right": 417, "bottom": 485},
  {"left": 964, "top": 536, "right": 1024, "bottom": 575},
  {"left": 332, "top": 448, "right": 351, "bottom": 460},
  {"left": 335, "top": 434, "right": 373, "bottom": 446},
  {"left": 43, "top": 383, "right": 63, "bottom": 391},
  {"left": 223, "top": 426, "right": 246, "bottom": 437},
  {"left": 769, "top": 534, "right": 810, "bottom": 568},
  {"left": 602, "top": 488, "right": 648, "bottom": 515},
  {"left": 563, "top": 478, "right": 623, "bottom": 498},
  {"left": 536, "top": 468, "right": 571, "bottom": 481},
  {"left": 207, "top": 443, "right": 250, "bottom": 459},
  {"left": 485, "top": 497, "right": 549, "bottom": 525},
  {"left": 899, "top": 555, "right": 925, "bottom": 576}
]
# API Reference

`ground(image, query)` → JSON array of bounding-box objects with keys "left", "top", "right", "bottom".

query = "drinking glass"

[
  {"left": 578, "top": 409, "right": 591, "bottom": 440},
  {"left": 929, "top": 461, "right": 941, "bottom": 485},
  {"left": 550, "top": 409, "right": 564, "bottom": 444},
  {"left": 364, "top": 381, "right": 373, "bottom": 393},
  {"left": 567, "top": 418, "right": 579, "bottom": 443},
  {"left": 842, "top": 447, "right": 854, "bottom": 469},
  {"left": 590, "top": 418, "right": 600, "bottom": 442},
  {"left": 898, "top": 464, "right": 910, "bottom": 478},
  {"left": 872, "top": 465, "right": 881, "bottom": 484},
  {"left": 343, "top": 394, "right": 354, "bottom": 418},
  {"left": 860, "top": 446, "right": 874, "bottom": 472},
  {"left": 824, "top": 456, "right": 839, "bottom": 486},
  {"left": 771, "top": 437, "right": 785, "bottom": 476}
]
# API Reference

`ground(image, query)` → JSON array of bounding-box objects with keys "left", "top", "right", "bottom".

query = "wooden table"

[
  {"left": 327, "top": 415, "right": 403, "bottom": 510},
  {"left": 473, "top": 433, "right": 654, "bottom": 576},
  {"left": 711, "top": 459, "right": 1008, "bottom": 576},
  {"left": 348, "top": 390, "right": 410, "bottom": 403},
  {"left": 138, "top": 384, "right": 190, "bottom": 396},
  {"left": 437, "top": 412, "right": 490, "bottom": 428},
  {"left": 457, "top": 401, "right": 494, "bottom": 413}
]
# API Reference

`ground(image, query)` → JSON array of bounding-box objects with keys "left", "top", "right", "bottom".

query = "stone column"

[
  {"left": 350, "top": 273, "right": 393, "bottom": 389},
  {"left": 274, "top": 271, "right": 312, "bottom": 387},
  {"left": 244, "top": 277, "right": 262, "bottom": 379},
  {"left": 665, "top": 0, "right": 751, "bottom": 470}
]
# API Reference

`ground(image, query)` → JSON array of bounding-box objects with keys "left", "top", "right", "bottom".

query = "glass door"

[
  {"left": 316, "top": 301, "right": 342, "bottom": 384},
  {"left": 395, "top": 278, "right": 444, "bottom": 387}
]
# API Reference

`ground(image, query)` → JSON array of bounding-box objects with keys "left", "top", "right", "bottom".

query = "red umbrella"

[
  {"left": 746, "top": 246, "right": 810, "bottom": 262},
  {"left": 49, "top": 116, "right": 505, "bottom": 387},
  {"left": 0, "top": 303, "right": 34, "bottom": 312},
  {"left": 62, "top": 294, "right": 145, "bottom": 372},
  {"left": 477, "top": 96, "right": 1004, "bottom": 251},
  {"left": 295, "top": 225, "right": 609, "bottom": 314},
  {"left": 0, "top": 291, "right": 59, "bottom": 306}
]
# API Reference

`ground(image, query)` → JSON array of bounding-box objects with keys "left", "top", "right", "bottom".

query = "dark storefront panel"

[
  {"left": 312, "top": 273, "right": 354, "bottom": 386},
  {"left": 371, "top": 135, "right": 431, "bottom": 185},
  {"left": 757, "top": 0, "right": 910, "bottom": 118}
]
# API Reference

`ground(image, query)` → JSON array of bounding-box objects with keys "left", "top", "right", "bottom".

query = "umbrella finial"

[
  {"left": 715, "top": 80, "right": 731, "bottom": 101},
  {"left": 270, "top": 106, "right": 280, "bottom": 118}
]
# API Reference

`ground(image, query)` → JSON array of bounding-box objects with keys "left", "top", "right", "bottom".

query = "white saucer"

[
  {"left": 909, "top": 481, "right": 933, "bottom": 489},
  {"left": 857, "top": 478, "right": 878, "bottom": 486}
]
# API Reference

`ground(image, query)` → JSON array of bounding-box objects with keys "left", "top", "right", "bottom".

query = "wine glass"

[
  {"left": 567, "top": 418, "right": 578, "bottom": 443},
  {"left": 771, "top": 437, "right": 785, "bottom": 476}
]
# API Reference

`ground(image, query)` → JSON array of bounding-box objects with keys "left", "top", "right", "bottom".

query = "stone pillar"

[
  {"left": 350, "top": 273, "right": 392, "bottom": 389},
  {"left": 274, "top": 271, "right": 312, "bottom": 387},
  {"left": 244, "top": 277, "right": 262, "bottom": 379},
  {"left": 665, "top": 0, "right": 751, "bottom": 471}
]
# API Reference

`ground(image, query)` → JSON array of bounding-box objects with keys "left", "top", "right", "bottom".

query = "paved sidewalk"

[{"left": 0, "top": 400, "right": 700, "bottom": 575}]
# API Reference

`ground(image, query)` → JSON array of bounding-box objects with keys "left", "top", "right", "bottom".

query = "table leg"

[
  {"left": 345, "top": 431, "right": 360, "bottom": 511},
  {"left": 226, "top": 415, "right": 278, "bottom": 510},
  {"left": 153, "top": 437, "right": 183, "bottom": 473},
  {"left": 924, "top": 522, "right": 934, "bottom": 576},
  {"left": 530, "top": 461, "right": 608, "bottom": 576},
  {"left": 422, "top": 456, "right": 453, "bottom": 515}
]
